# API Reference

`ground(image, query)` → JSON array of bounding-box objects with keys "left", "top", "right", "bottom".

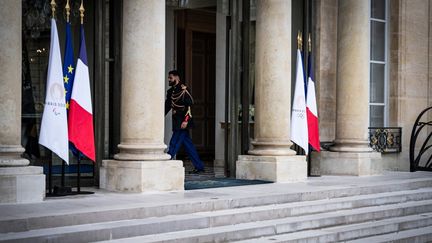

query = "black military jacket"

[{"left": 165, "top": 84, "right": 194, "bottom": 130}]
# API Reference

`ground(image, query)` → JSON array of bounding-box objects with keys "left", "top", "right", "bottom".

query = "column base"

[
  {"left": 0, "top": 145, "right": 29, "bottom": 166},
  {"left": 329, "top": 140, "right": 373, "bottom": 152},
  {"left": 249, "top": 141, "right": 297, "bottom": 156},
  {"left": 236, "top": 155, "right": 307, "bottom": 182},
  {"left": 0, "top": 166, "right": 45, "bottom": 204},
  {"left": 315, "top": 151, "right": 382, "bottom": 176},
  {"left": 114, "top": 143, "right": 171, "bottom": 161},
  {"left": 100, "top": 160, "right": 184, "bottom": 192}
]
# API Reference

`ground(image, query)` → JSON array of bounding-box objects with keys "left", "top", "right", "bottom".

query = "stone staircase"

[{"left": 1, "top": 175, "right": 432, "bottom": 242}]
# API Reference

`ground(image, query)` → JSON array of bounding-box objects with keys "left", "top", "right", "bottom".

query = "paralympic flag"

[
  {"left": 306, "top": 54, "right": 320, "bottom": 151},
  {"left": 39, "top": 18, "right": 69, "bottom": 163},
  {"left": 291, "top": 49, "right": 309, "bottom": 154},
  {"left": 68, "top": 25, "right": 95, "bottom": 161}
]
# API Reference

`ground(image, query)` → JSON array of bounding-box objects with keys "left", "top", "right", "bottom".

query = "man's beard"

[{"left": 169, "top": 80, "right": 175, "bottom": 86}]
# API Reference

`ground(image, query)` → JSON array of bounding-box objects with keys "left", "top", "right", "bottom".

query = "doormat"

[{"left": 185, "top": 178, "right": 272, "bottom": 190}]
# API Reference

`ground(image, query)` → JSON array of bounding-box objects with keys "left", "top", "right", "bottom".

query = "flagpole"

[
  {"left": 75, "top": 0, "right": 85, "bottom": 194},
  {"left": 77, "top": 156, "right": 81, "bottom": 193},
  {"left": 61, "top": 162, "right": 65, "bottom": 188},
  {"left": 66, "top": 0, "right": 70, "bottom": 23},
  {"left": 46, "top": 0, "right": 56, "bottom": 197},
  {"left": 50, "top": 0, "right": 56, "bottom": 18},
  {"left": 42, "top": 0, "right": 73, "bottom": 196},
  {"left": 80, "top": 0, "right": 84, "bottom": 25},
  {"left": 307, "top": 33, "right": 312, "bottom": 176},
  {"left": 65, "top": 0, "right": 94, "bottom": 195},
  {"left": 306, "top": 32, "right": 320, "bottom": 177},
  {"left": 295, "top": 31, "right": 300, "bottom": 156},
  {"left": 294, "top": 31, "right": 305, "bottom": 156},
  {"left": 61, "top": 0, "right": 71, "bottom": 192},
  {"left": 48, "top": 151, "right": 53, "bottom": 195},
  {"left": 297, "top": 31, "right": 302, "bottom": 51}
]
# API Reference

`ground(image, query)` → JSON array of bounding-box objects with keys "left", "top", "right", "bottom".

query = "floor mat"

[{"left": 185, "top": 178, "right": 272, "bottom": 190}]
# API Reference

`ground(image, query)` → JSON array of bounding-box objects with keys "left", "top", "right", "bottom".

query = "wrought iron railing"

[
  {"left": 409, "top": 106, "right": 432, "bottom": 172},
  {"left": 369, "top": 127, "right": 402, "bottom": 153}
]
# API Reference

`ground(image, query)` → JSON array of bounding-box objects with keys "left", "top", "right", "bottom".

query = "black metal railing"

[
  {"left": 409, "top": 106, "right": 432, "bottom": 172},
  {"left": 369, "top": 127, "right": 402, "bottom": 153}
]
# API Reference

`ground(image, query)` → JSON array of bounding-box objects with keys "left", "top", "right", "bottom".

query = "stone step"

[
  {"left": 2, "top": 177, "right": 432, "bottom": 234},
  {"left": 234, "top": 212, "right": 432, "bottom": 242},
  {"left": 345, "top": 225, "right": 432, "bottom": 243},
  {"left": 2, "top": 198, "right": 431, "bottom": 243},
  {"left": 2, "top": 187, "right": 432, "bottom": 236},
  {"left": 191, "top": 188, "right": 432, "bottom": 227},
  {"left": 97, "top": 200, "right": 432, "bottom": 243}
]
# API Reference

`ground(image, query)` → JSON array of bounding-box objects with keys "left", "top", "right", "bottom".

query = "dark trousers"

[{"left": 168, "top": 130, "right": 204, "bottom": 171}]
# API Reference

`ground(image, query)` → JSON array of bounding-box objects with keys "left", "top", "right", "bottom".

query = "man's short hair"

[
  {"left": 169, "top": 70, "right": 185, "bottom": 84},
  {"left": 168, "top": 70, "right": 180, "bottom": 77}
]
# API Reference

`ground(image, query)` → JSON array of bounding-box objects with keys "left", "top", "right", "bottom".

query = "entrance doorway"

[{"left": 175, "top": 10, "right": 216, "bottom": 167}]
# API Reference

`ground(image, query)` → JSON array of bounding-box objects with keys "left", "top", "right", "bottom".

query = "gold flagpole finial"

[
  {"left": 308, "top": 33, "right": 311, "bottom": 53},
  {"left": 297, "top": 31, "right": 303, "bottom": 50},
  {"left": 66, "top": 0, "right": 71, "bottom": 23},
  {"left": 79, "top": 0, "right": 85, "bottom": 24},
  {"left": 51, "top": 0, "right": 56, "bottom": 19}
]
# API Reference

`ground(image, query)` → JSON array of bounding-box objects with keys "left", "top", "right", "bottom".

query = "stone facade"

[
  {"left": 1, "top": 0, "right": 432, "bottom": 203},
  {"left": 0, "top": 0, "right": 45, "bottom": 204},
  {"left": 313, "top": 0, "right": 432, "bottom": 174},
  {"left": 386, "top": 0, "right": 432, "bottom": 171}
]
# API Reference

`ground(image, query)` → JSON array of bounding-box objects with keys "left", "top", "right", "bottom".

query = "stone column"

[
  {"left": 236, "top": 0, "right": 307, "bottom": 182},
  {"left": 100, "top": 0, "right": 184, "bottom": 192},
  {"left": 316, "top": 0, "right": 381, "bottom": 176},
  {"left": 0, "top": 0, "right": 45, "bottom": 203},
  {"left": 332, "top": 0, "right": 371, "bottom": 152},
  {"left": 214, "top": 0, "right": 229, "bottom": 177}
]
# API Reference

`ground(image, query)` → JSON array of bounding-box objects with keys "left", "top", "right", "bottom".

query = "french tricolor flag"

[
  {"left": 68, "top": 25, "right": 95, "bottom": 162},
  {"left": 306, "top": 54, "right": 320, "bottom": 152}
]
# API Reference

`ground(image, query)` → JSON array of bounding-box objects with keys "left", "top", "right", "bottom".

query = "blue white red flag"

[
  {"left": 306, "top": 53, "right": 320, "bottom": 151},
  {"left": 68, "top": 25, "right": 95, "bottom": 161}
]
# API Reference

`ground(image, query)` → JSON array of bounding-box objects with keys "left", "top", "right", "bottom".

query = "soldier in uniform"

[{"left": 165, "top": 70, "right": 205, "bottom": 174}]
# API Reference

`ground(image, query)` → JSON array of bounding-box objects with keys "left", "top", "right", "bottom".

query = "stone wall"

[
  {"left": 386, "top": 0, "right": 431, "bottom": 171},
  {"left": 314, "top": 0, "right": 432, "bottom": 172},
  {"left": 429, "top": 1, "right": 432, "bottom": 139}
]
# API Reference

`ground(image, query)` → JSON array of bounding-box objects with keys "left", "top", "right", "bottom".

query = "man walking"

[{"left": 165, "top": 70, "right": 205, "bottom": 174}]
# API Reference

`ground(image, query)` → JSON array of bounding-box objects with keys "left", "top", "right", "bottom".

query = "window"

[{"left": 369, "top": 0, "right": 388, "bottom": 127}]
